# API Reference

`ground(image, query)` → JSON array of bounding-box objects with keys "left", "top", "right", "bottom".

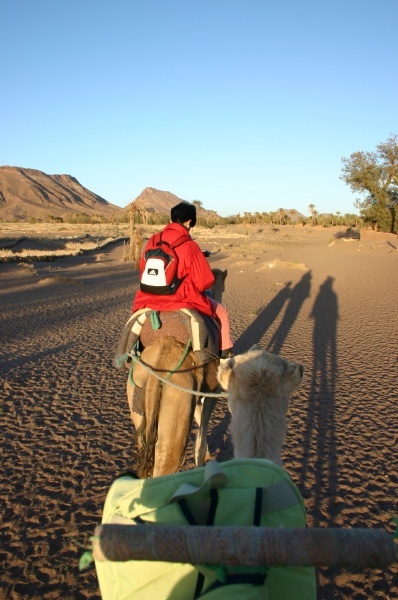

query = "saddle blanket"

[{"left": 114, "top": 308, "right": 219, "bottom": 369}]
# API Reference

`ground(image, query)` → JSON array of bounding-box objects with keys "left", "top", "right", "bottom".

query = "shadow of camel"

[
  {"left": 266, "top": 271, "right": 312, "bottom": 355},
  {"left": 233, "top": 281, "right": 292, "bottom": 353},
  {"left": 218, "top": 274, "right": 312, "bottom": 460},
  {"left": 207, "top": 406, "right": 233, "bottom": 462},
  {"left": 298, "top": 276, "right": 339, "bottom": 526}
]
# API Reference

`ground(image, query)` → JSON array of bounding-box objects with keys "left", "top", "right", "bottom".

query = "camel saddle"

[{"left": 114, "top": 308, "right": 220, "bottom": 369}]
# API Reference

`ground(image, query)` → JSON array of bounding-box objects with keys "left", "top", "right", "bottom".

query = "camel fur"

[{"left": 217, "top": 344, "right": 304, "bottom": 465}]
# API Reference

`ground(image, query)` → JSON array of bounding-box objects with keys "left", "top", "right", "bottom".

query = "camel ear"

[
  {"left": 217, "top": 358, "right": 235, "bottom": 390},
  {"left": 286, "top": 362, "right": 305, "bottom": 389},
  {"left": 288, "top": 361, "right": 304, "bottom": 376},
  {"left": 249, "top": 344, "right": 263, "bottom": 352}
]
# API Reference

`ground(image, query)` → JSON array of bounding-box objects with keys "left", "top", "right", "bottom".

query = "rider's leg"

[{"left": 208, "top": 298, "right": 233, "bottom": 355}]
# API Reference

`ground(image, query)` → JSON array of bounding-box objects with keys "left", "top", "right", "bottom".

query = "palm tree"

[
  {"left": 277, "top": 208, "right": 285, "bottom": 225},
  {"left": 192, "top": 200, "right": 203, "bottom": 226},
  {"left": 308, "top": 204, "right": 316, "bottom": 226}
]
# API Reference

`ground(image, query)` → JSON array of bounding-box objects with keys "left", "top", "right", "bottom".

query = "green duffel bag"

[{"left": 95, "top": 458, "right": 316, "bottom": 599}]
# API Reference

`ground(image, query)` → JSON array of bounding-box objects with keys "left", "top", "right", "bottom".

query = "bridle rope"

[{"left": 128, "top": 351, "right": 229, "bottom": 399}]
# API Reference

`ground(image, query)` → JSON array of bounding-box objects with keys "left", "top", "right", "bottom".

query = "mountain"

[
  {"left": 0, "top": 168, "right": 219, "bottom": 223},
  {"left": 0, "top": 166, "right": 124, "bottom": 221},
  {"left": 132, "top": 187, "right": 219, "bottom": 221},
  {"left": 284, "top": 209, "right": 306, "bottom": 222}
]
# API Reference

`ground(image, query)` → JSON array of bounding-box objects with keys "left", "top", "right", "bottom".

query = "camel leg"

[
  {"left": 127, "top": 379, "right": 144, "bottom": 446},
  {"left": 194, "top": 397, "right": 217, "bottom": 466},
  {"left": 152, "top": 389, "right": 196, "bottom": 477},
  {"left": 130, "top": 412, "right": 143, "bottom": 446},
  {"left": 193, "top": 399, "right": 205, "bottom": 464}
]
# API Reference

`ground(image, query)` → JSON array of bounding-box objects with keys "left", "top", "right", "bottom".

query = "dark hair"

[{"left": 170, "top": 202, "right": 197, "bottom": 227}]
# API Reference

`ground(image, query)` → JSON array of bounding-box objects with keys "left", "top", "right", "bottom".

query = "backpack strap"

[
  {"left": 170, "top": 463, "right": 224, "bottom": 600},
  {"left": 253, "top": 487, "right": 263, "bottom": 526},
  {"left": 193, "top": 487, "right": 219, "bottom": 599},
  {"left": 156, "top": 231, "right": 190, "bottom": 250},
  {"left": 170, "top": 233, "right": 191, "bottom": 250},
  {"left": 199, "top": 573, "right": 266, "bottom": 596}
]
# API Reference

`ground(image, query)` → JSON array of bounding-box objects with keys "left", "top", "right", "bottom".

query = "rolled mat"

[{"left": 92, "top": 524, "right": 397, "bottom": 568}]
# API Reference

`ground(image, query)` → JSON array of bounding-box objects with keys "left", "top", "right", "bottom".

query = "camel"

[
  {"left": 127, "top": 268, "right": 228, "bottom": 478},
  {"left": 217, "top": 344, "right": 304, "bottom": 465}
]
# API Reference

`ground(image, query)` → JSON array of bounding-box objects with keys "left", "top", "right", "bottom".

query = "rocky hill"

[
  {"left": 0, "top": 167, "right": 124, "bottom": 222},
  {"left": 132, "top": 187, "right": 219, "bottom": 221},
  {"left": 0, "top": 167, "right": 219, "bottom": 223}
]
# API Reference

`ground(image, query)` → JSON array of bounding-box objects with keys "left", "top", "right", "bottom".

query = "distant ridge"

[
  {"left": 284, "top": 208, "right": 306, "bottom": 222},
  {"left": 132, "top": 187, "right": 219, "bottom": 220},
  {"left": 0, "top": 168, "right": 219, "bottom": 222},
  {"left": 0, "top": 166, "right": 124, "bottom": 221}
]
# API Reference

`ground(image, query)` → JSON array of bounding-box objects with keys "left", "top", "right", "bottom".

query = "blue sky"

[{"left": 2, "top": 1, "right": 397, "bottom": 218}]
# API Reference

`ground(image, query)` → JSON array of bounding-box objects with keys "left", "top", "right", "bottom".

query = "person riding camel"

[{"left": 132, "top": 201, "right": 233, "bottom": 358}]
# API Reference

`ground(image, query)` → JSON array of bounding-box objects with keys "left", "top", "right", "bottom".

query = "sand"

[{"left": 0, "top": 224, "right": 397, "bottom": 599}]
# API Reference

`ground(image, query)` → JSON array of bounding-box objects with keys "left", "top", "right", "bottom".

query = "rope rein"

[
  {"left": 162, "top": 338, "right": 192, "bottom": 381},
  {"left": 129, "top": 351, "right": 229, "bottom": 399}
]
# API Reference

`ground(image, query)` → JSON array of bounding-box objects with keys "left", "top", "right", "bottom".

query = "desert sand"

[{"left": 0, "top": 224, "right": 397, "bottom": 599}]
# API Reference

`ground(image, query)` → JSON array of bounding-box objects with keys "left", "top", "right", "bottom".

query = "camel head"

[
  {"left": 210, "top": 268, "right": 228, "bottom": 303},
  {"left": 218, "top": 344, "right": 304, "bottom": 400},
  {"left": 217, "top": 345, "right": 304, "bottom": 463}
]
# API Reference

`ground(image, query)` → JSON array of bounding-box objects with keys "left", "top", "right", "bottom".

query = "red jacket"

[{"left": 132, "top": 223, "right": 215, "bottom": 317}]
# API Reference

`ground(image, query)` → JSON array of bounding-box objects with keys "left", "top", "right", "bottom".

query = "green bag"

[{"left": 95, "top": 459, "right": 316, "bottom": 599}]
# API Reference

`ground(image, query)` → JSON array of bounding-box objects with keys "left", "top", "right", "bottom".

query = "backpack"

[
  {"left": 140, "top": 231, "right": 189, "bottom": 295},
  {"left": 95, "top": 459, "right": 316, "bottom": 599}
]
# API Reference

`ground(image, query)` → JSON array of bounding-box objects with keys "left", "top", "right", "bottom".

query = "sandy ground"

[{"left": 1, "top": 224, "right": 397, "bottom": 599}]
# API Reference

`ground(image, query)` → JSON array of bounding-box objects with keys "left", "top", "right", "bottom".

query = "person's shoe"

[{"left": 219, "top": 348, "right": 233, "bottom": 359}]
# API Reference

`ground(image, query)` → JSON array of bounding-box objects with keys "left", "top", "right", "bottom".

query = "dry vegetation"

[
  {"left": 0, "top": 239, "right": 122, "bottom": 261},
  {"left": 0, "top": 222, "right": 247, "bottom": 262},
  {"left": 0, "top": 222, "right": 132, "bottom": 263},
  {"left": 1, "top": 221, "right": 396, "bottom": 266},
  {"left": 0, "top": 221, "right": 130, "bottom": 238}
]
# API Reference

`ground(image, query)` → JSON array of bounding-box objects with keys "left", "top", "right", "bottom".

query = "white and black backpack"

[{"left": 140, "top": 232, "right": 189, "bottom": 295}]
